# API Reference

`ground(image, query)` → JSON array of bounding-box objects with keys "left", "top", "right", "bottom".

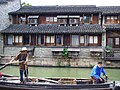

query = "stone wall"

[
  {"left": 1, "top": 46, "right": 103, "bottom": 67},
  {"left": 2, "top": 46, "right": 120, "bottom": 67},
  {"left": 0, "top": 0, "right": 21, "bottom": 31},
  {"left": 0, "top": 0, "right": 21, "bottom": 55}
]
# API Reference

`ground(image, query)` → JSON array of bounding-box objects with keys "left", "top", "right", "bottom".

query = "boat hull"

[{"left": 0, "top": 81, "right": 113, "bottom": 90}]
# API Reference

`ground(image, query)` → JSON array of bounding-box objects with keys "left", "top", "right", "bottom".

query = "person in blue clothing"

[{"left": 90, "top": 62, "right": 107, "bottom": 84}]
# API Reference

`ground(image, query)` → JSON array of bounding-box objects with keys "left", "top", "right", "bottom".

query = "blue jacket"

[{"left": 90, "top": 65, "right": 106, "bottom": 79}]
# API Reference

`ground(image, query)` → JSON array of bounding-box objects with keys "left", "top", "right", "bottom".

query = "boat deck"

[{"left": 0, "top": 76, "right": 114, "bottom": 90}]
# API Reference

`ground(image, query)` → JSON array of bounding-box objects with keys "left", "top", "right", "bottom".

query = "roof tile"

[
  {"left": 9, "top": 5, "right": 100, "bottom": 14},
  {"left": 1, "top": 24, "right": 104, "bottom": 34}
]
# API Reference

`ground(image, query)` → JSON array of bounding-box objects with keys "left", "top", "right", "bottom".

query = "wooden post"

[
  {"left": 16, "top": 15, "right": 19, "bottom": 24},
  {"left": 36, "top": 34, "right": 38, "bottom": 46}
]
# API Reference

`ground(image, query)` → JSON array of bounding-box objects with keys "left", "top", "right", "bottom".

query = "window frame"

[{"left": 89, "top": 36, "right": 98, "bottom": 44}]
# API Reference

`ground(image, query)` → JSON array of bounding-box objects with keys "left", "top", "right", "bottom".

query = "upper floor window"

[
  {"left": 46, "top": 17, "right": 57, "bottom": 22},
  {"left": 69, "top": 19, "right": 79, "bottom": 25},
  {"left": 58, "top": 19, "right": 67, "bottom": 26},
  {"left": 69, "top": 16, "right": 80, "bottom": 26},
  {"left": 28, "top": 16, "right": 39, "bottom": 26},
  {"left": 19, "top": 16, "right": 26, "bottom": 24},
  {"left": 106, "top": 16, "right": 118, "bottom": 24},
  {"left": 84, "top": 15, "right": 91, "bottom": 24}
]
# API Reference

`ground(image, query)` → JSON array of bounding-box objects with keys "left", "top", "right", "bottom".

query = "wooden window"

[
  {"left": 106, "top": 16, "right": 118, "bottom": 24},
  {"left": 89, "top": 36, "right": 98, "bottom": 44},
  {"left": 14, "top": 35, "right": 22, "bottom": 43},
  {"left": 58, "top": 19, "right": 67, "bottom": 24},
  {"left": 28, "top": 16, "right": 39, "bottom": 25},
  {"left": 19, "top": 16, "right": 26, "bottom": 24},
  {"left": 50, "top": 17, "right": 54, "bottom": 22},
  {"left": 7, "top": 35, "right": 13, "bottom": 45},
  {"left": 46, "top": 36, "right": 55, "bottom": 44},
  {"left": 89, "top": 36, "right": 94, "bottom": 43},
  {"left": 46, "top": 17, "right": 57, "bottom": 22},
  {"left": 80, "top": 36, "right": 84, "bottom": 44},
  {"left": 72, "top": 35, "right": 79, "bottom": 46},
  {"left": 29, "top": 18, "right": 38, "bottom": 24},
  {"left": 84, "top": 15, "right": 91, "bottom": 23},
  {"left": 15, "top": 36, "right": 18, "bottom": 43},
  {"left": 38, "top": 35, "right": 45, "bottom": 45},
  {"left": 94, "top": 36, "right": 98, "bottom": 44},
  {"left": 69, "top": 19, "right": 79, "bottom": 25},
  {"left": 54, "top": 17, "right": 57, "bottom": 22},
  {"left": 38, "top": 35, "right": 41, "bottom": 45},
  {"left": 46, "top": 17, "right": 49, "bottom": 22},
  {"left": 115, "top": 38, "right": 119, "bottom": 45},
  {"left": 46, "top": 36, "right": 50, "bottom": 43},
  {"left": 56, "top": 35, "right": 63, "bottom": 45},
  {"left": 19, "top": 36, "right": 22, "bottom": 43}
]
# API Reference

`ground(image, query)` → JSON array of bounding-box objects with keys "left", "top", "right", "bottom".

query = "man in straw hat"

[{"left": 10, "top": 47, "right": 29, "bottom": 83}]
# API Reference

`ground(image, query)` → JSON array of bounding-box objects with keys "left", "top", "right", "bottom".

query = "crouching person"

[
  {"left": 90, "top": 62, "right": 107, "bottom": 84},
  {"left": 10, "top": 47, "right": 29, "bottom": 83}
]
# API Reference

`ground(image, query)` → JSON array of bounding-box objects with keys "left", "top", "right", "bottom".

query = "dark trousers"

[
  {"left": 20, "top": 69, "right": 28, "bottom": 82},
  {"left": 91, "top": 76, "right": 105, "bottom": 84}
]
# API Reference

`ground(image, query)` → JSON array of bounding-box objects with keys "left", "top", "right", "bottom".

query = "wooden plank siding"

[
  {"left": 39, "top": 16, "right": 57, "bottom": 24},
  {"left": 92, "top": 15, "right": 99, "bottom": 24},
  {"left": 12, "top": 14, "right": 100, "bottom": 25},
  {"left": 12, "top": 15, "right": 17, "bottom": 24}
]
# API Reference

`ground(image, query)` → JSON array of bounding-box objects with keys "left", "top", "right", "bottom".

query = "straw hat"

[{"left": 20, "top": 47, "right": 28, "bottom": 52}]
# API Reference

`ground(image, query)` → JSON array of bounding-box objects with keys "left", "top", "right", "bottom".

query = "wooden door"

[{"left": 63, "top": 35, "right": 70, "bottom": 46}]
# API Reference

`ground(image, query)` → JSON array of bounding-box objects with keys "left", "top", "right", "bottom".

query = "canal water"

[{"left": 1, "top": 66, "right": 120, "bottom": 81}]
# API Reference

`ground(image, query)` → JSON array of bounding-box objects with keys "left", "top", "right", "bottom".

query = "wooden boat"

[{"left": 0, "top": 74, "right": 114, "bottom": 90}]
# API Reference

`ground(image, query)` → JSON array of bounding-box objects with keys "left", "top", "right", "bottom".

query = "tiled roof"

[
  {"left": 104, "top": 24, "right": 120, "bottom": 30},
  {"left": 100, "top": 6, "right": 120, "bottom": 15},
  {"left": 0, "top": 0, "right": 7, "bottom": 4},
  {"left": 1, "top": 24, "right": 104, "bottom": 34},
  {"left": 9, "top": 5, "right": 100, "bottom": 14}
]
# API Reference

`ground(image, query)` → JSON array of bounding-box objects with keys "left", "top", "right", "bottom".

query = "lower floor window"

[
  {"left": 89, "top": 36, "right": 98, "bottom": 44},
  {"left": 46, "top": 36, "right": 55, "bottom": 44},
  {"left": 7, "top": 35, "right": 12, "bottom": 45},
  {"left": 14, "top": 35, "right": 22, "bottom": 43},
  {"left": 115, "top": 38, "right": 119, "bottom": 45},
  {"left": 80, "top": 36, "right": 84, "bottom": 44},
  {"left": 4, "top": 34, "right": 101, "bottom": 46},
  {"left": 56, "top": 35, "right": 63, "bottom": 45},
  {"left": 107, "top": 37, "right": 120, "bottom": 47}
]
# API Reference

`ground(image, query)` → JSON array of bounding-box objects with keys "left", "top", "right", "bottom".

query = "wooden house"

[
  {"left": 100, "top": 6, "right": 120, "bottom": 61},
  {"left": 1, "top": 5, "right": 120, "bottom": 66}
]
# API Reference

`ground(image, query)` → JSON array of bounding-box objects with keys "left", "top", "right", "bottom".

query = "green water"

[{"left": 1, "top": 66, "right": 120, "bottom": 81}]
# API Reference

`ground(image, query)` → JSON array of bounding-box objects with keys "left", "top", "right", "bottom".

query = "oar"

[
  {"left": 0, "top": 63, "right": 10, "bottom": 70},
  {"left": 0, "top": 59, "right": 35, "bottom": 70},
  {"left": 0, "top": 53, "right": 20, "bottom": 71},
  {"left": 0, "top": 59, "right": 16, "bottom": 70}
]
